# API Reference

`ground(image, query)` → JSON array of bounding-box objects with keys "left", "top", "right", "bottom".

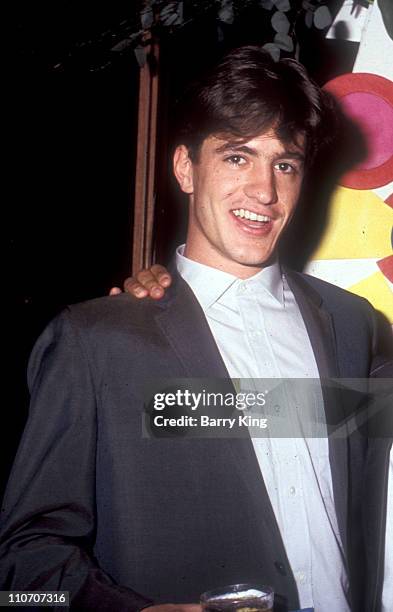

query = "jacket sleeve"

[{"left": 0, "top": 309, "right": 152, "bottom": 611}]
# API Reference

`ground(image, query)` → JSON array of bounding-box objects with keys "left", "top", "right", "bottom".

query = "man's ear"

[{"left": 173, "top": 145, "right": 194, "bottom": 194}]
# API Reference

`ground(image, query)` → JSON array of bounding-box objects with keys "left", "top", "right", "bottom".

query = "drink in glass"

[{"left": 200, "top": 584, "right": 274, "bottom": 612}]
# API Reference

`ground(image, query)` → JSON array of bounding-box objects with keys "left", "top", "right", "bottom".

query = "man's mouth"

[
  {"left": 231, "top": 208, "right": 270, "bottom": 222},
  {"left": 230, "top": 207, "right": 274, "bottom": 237}
]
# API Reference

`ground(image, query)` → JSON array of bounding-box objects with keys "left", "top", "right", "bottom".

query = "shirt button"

[
  {"left": 289, "top": 486, "right": 296, "bottom": 496},
  {"left": 274, "top": 561, "right": 287, "bottom": 576},
  {"left": 296, "top": 571, "right": 306, "bottom": 584},
  {"left": 274, "top": 404, "right": 280, "bottom": 413},
  {"left": 239, "top": 284, "right": 247, "bottom": 293}
]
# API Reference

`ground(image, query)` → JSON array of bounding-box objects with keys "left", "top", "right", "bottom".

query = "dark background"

[{"left": 5, "top": 0, "right": 360, "bottom": 494}]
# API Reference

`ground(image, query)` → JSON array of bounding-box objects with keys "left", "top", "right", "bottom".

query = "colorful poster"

[{"left": 307, "top": 0, "right": 393, "bottom": 324}]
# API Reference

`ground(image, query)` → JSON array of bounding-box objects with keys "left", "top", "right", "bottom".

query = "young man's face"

[{"left": 174, "top": 129, "right": 306, "bottom": 278}]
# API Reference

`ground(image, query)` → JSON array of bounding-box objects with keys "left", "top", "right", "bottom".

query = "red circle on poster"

[{"left": 324, "top": 73, "right": 393, "bottom": 190}]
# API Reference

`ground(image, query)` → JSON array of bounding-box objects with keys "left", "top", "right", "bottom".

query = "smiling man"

[{"left": 1, "top": 47, "right": 392, "bottom": 612}]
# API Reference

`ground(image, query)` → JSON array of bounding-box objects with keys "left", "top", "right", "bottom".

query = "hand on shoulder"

[{"left": 110, "top": 264, "right": 172, "bottom": 299}]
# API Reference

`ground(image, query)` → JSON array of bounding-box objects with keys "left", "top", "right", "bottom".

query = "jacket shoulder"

[{"left": 65, "top": 293, "right": 163, "bottom": 333}]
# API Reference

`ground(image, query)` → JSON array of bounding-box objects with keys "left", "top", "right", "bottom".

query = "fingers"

[
  {"left": 142, "top": 604, "right": 202, "bottom": 612},
  {"left": 150, "top": 264, "right": 172, "bottom": 287},
  {"left": 109, "top": 287, "right": 122, "bottom": 296},
  {"left": 168, "top": 606, "right": 201, "bottom": 612},
  {"left": 123, "top": 265, "right": 172, "bottom": 299},
  {"left": 123, "top": 277, "right": 149, "bottom": 298}
]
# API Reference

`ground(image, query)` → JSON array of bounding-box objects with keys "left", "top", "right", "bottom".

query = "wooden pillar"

[{"left": 132, "top": 37, "right": 160, "bottom": 274}]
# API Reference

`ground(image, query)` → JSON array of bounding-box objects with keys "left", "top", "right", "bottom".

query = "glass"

[{"left": 200, "top": 584, "right": 274, "bottom": 612}]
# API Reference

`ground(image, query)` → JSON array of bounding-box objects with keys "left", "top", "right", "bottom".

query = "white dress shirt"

[{"left": 177, "top": 246, "right": 350, "bottom": 612}]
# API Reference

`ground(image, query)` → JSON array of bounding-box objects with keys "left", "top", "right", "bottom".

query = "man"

[{"left": 1, "top": 47, "right": 391, "bottom": 612}]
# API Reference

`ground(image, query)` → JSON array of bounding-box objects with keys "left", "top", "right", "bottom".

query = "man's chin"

[{"left": 234, "top": 250, "right": 279, "bottom": 270}]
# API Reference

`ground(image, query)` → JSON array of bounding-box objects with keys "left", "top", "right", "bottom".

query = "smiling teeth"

[{"left": 232, "top": 209, "right": 270, "bottom": 222}]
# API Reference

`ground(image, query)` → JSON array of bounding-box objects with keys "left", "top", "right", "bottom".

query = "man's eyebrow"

[
  {"left": 214, "top": 142, "right": 305, "bottom": 161},
  {"left": 214, "top": 143, "right": 258, "bottom": 156},
  {"left": 278, "top": 150, "right": 305, "bottom": 161}
]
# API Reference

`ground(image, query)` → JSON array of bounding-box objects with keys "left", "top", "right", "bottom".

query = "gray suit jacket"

[{"left": 0, "top": 268, "right": 391, "bottom": 611}]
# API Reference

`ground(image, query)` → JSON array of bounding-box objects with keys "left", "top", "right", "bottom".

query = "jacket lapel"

[
  {"left": 154, "top": 272, "right": 230, "bottom": 378},
  {"left": 284, "top": 268, "right": 339, "bottom": 379}
]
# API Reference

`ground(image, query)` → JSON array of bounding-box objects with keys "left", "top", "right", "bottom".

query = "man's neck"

[{"left": 183, "top": 244, "right": 276, "bottom": 280}]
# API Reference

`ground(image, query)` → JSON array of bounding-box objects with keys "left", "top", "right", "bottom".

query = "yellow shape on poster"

[
  {"left": 348, "top": 271, "right": 393, "bottom": 323},
  {"left": 311, "top": 187, "right": 393, "bottom": 260}
]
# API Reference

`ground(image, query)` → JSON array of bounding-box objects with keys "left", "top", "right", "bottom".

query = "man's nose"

[{"left": 243, "top": 167, "right": 278, "bottom": 205}]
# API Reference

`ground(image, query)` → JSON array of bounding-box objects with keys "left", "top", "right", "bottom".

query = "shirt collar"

[{"left": 176, "top": 245, "right": 284, "bottom": 310}]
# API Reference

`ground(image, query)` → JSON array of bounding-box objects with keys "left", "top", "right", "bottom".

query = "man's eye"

[
  {"left": 225, "top": 155, "right": 246, "bottom": 166},
  {"left": 275, "top": 162, "right": 296, "bottom": 173}
]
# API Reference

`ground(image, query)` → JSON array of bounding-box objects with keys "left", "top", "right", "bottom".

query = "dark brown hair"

[{"left": 176, "top": 46, "right": 337, "bottom": 168}]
